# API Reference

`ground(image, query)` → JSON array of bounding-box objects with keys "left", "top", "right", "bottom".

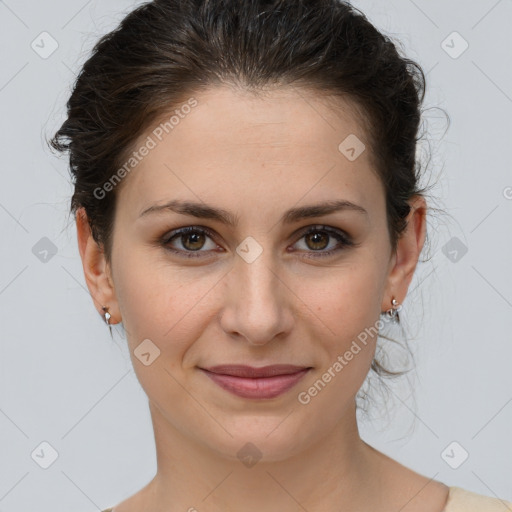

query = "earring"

[
  {"left": 102, "top": 305, "right": 113, "bottom": 339},
  {"left": 385, "top": 297, "right": 401, "bottom": 322}
]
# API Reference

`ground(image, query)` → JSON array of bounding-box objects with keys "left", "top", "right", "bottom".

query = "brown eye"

[
  {"left": 162, "top": 226, "right": 219, "bottom": 258},
  {"left": 292, "top": 226, "right": 354, "bottom": 258},
  {"left": 304, "top": 231, "right": 330, "bottom": 251},
  {"left": 180, "top": 230, "right": 207, "bottom": 251}
]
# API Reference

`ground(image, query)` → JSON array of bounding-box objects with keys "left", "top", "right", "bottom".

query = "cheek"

[
  {"left": 112, "top": 247, "right": 207, "bottom": 351},
  {"left": 295, "top": 264, "right": 384, "bottom": 418},
  {"left": 112, "top": 252, "right": 211, "bottom": 408},
  {"left": 303, "top": 258, "right": 384, "bottom": 334},
  {"left": 296, "top": 256, "right": 386, "bottom": 392}
]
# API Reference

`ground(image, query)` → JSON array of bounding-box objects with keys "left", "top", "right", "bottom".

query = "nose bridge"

[
  {"left": 221, "top": 239, "right": 291, "bottom": 344},
  {"left": 235, "top": 242, "right": 282, "bottom": 308}
]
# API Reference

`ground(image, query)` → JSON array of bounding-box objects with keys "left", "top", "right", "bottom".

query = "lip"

[{"left": 199, "top": 365, "right": 312, "bottom": 399}]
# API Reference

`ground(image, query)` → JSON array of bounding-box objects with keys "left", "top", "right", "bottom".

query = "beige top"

[
  {"left": 442, "top": 486, "right": 512, "bottom": 511},
  {"left": 101, "top": 486, "right": 512, "bottom": 511}
]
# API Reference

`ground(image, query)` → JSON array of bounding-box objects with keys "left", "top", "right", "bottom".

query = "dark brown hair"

[{"left": 48, "top": 0, "right": 444, "bottom": 410}]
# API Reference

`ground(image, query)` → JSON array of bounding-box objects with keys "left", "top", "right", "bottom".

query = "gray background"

[{"left": 1, "top": 0, "right": 511, "bottom": 510}]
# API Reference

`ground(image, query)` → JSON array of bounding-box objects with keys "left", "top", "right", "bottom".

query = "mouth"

[{"left": 198, "top": 364, "right": 312, "bottom": 399}]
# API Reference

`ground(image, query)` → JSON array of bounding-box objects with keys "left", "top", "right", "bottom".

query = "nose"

[{"left": 218, "top": 250, "right": 294, "bottom": 346}]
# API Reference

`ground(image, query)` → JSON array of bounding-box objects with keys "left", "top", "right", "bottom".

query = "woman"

[{"left": 49, "top": 0, "right": 511, "bottom": 510}]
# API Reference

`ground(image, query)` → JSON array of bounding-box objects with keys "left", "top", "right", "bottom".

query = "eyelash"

[{"left": 160, "top": 225, "right": 355, "bottom": 259}]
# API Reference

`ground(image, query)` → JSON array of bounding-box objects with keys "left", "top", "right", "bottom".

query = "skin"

[{"left": 77, "top": 85, "right": 449, "bottom": 511}]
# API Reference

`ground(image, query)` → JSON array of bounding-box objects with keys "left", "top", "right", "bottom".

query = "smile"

[{"left": 199, "top": 365, "right": 312, "bottom": 399}]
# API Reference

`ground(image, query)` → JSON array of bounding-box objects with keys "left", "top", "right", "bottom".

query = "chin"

[{"left": 203, "top": 418, "right": 314, "bottom": 464}]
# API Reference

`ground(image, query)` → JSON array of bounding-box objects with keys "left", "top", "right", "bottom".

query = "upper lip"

[{"left": 200, "top": 364, "right": 311, "bottom": 378}]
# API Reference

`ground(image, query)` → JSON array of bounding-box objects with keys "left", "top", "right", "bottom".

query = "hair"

[{"left": 48, "top": 0, "right": 447, "bottom": 415}]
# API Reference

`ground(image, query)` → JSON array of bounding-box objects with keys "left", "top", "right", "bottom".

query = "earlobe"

[{"left": 75, "top": 207, "right": 120, "bottom": 324}]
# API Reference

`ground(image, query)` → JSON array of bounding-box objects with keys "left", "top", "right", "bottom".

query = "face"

[{"left": 78, "top": 85, "right": 426, "bottom": 462}]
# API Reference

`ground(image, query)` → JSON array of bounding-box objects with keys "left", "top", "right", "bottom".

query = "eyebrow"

[{"left": 138, "top": 199, "right": 368, "bottom": 226}]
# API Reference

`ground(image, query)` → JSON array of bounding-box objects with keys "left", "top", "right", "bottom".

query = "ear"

[
  {"left": 76, "top": 207, "right": 120, "bottom": 324},
  {"left": 381, "top": 195, "right": 427, "bottom": 312}
]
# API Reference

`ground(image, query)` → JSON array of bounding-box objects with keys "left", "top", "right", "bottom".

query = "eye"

[
  {"left": 291, "top": 225, "right": 355, "bottom": 258},
  {"left": 162, "top": 226, "right": 220, "bottom": 258}
]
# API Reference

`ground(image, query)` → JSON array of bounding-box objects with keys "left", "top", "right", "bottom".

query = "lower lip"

[{"left": 200, "top": 368, "right": 311, "bottom": 399}]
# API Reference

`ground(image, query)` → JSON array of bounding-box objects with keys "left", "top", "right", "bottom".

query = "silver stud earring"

[
  {"left": 102, "top": 305, "right": 113, "bottom": 338},
  {"left": 385, "top": 298, "right": 401, "bottom": 322}
]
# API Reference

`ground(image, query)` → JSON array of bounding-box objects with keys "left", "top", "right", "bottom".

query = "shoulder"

[{"left": 444, "top": 486, "right": 512, "bottom": 511}]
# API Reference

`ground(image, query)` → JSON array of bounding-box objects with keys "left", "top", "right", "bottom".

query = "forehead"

[{"left": 115, "top": 85, "right": 384, "bottom": 222}]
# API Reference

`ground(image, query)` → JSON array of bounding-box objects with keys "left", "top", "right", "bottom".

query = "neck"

[{"left": 141, "top": 400, "right": 382, "bottom": 512}]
